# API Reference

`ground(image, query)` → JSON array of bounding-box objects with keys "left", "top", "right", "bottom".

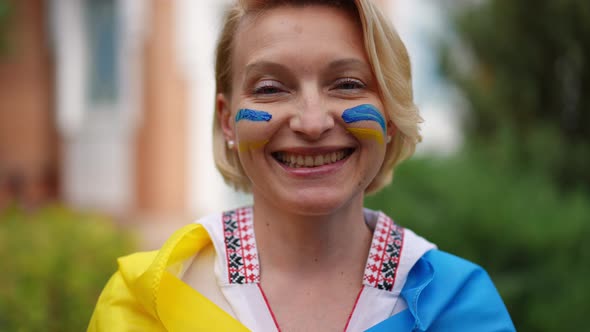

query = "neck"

[{"left": 252, "top": 192, "right": 372, "bottom": 278}]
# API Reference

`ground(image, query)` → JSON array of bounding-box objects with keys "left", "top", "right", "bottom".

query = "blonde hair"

[{"left": 213, "top": 0, "right": 421, "bottom": 194}]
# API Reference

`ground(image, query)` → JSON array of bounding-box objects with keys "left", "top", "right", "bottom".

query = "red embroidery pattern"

[
  {"left": 363, "top": 212, "right": 404, "bottom": 291},
  {"left": 222, "top": 207, "right": 260, "bottom": 284}
]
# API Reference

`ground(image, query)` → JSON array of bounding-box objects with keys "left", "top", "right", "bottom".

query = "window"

[{"left": 85, "top": 0, "right": 119, "bottom": 106}]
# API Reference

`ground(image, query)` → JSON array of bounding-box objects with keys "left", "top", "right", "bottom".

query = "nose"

[{"left": 289, "top": 99, "right": 335, "bottom": 140}]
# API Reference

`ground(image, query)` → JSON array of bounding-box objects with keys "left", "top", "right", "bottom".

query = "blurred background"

[{"left": 0, "top": 0, "right": 588, "bottom": 330}]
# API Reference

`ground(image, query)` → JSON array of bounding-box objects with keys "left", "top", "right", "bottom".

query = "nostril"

[{"left": 289, "top": 111, "right": 335, "bottom": 139}]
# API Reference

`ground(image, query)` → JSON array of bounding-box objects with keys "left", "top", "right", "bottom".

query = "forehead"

[{"left": 232, "top": 5, "right": 366, "bottom": 74}]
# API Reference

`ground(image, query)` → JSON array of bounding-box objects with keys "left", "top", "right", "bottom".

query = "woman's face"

[{"left": 219, "top": 5, "right": 391, "bottom": 215}]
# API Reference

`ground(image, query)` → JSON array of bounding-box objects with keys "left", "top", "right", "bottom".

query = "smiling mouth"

[{"left": 272, "top": 149, "right": 354, "bottom": 168}]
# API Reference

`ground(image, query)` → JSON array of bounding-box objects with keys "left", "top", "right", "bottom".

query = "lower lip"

[{"left": 274, "top": 154, "right": 351, "bottom": 178}]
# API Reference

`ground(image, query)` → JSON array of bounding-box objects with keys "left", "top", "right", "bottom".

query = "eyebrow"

[
  {"left": 320, "top": 58, "right": 374, "bottom": 85},
  {"left": 244, "top": 61, "right": 291, "bottom": 77},
  {"left": 244, "top": 58, "right": 371, "bottom": 77},
  {"left": 325, "top": 58, "right": 372, "bottom": 72},
  {"left": 242, "top": 60, "right": 297, "bottom": 88}
]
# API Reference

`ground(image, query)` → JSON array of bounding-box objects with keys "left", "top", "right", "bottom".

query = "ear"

[
  {"left": 217, "top": 93, "right": 234, "bottom": 141},
  {"left": 386, "top": 120, "right": 397, "bottom": 143}
]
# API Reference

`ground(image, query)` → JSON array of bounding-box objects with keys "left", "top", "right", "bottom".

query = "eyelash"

[
  {"left": 252, "top": 81, "right": 283, "bottom": 95},
  {"left": 251, "top": 77, "right": 366, "bottom": 95},
  {"left": 334, "top": 78, "right": 366, "bottom": 90}
]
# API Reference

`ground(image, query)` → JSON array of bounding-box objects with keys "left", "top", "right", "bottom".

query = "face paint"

[
  {"left": 341, "top": 104, "right": 386, "bottom": 144},
  {"left": 234, "top": 108, "right": 272, "bottom": 152},
  {"left": 341, "top": 104, "right": 386, "bottom": 133},
  {"left": 235, "top": 108, "right": 273, "bottom": 122},
  {"left": 346, "top": 128, "right": 384, "bottom": 144},
  {"left": 238, "top": 139, "right": 269, "bottom": 152}
]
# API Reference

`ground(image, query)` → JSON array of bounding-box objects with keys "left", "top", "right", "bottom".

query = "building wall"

[
  {"left": 52, "top": 0, "right": 142, "bottom": 213},
  {"left": 0, "top": 0, "right": 57, "bottom": 208},
  {"left": 0, "top": 0, "right": 395, "bottom": 214},
  {"left": 0, "top": 0, "right": 189, "bottom": 216},
  {"left": 135, "top": 0, "right": 188, "bottom": 215}
]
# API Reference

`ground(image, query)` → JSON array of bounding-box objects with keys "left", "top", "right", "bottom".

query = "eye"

[
  {"left": 252, "top": 80, "right": 285, "bottom": 95},
  {"left": 333, "top": 77, "right": 366, "bottom": 91}
]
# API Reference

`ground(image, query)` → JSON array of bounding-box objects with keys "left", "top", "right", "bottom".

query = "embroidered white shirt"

[{"left": 181, "top": 207, "right": 436, "bottom": 332}]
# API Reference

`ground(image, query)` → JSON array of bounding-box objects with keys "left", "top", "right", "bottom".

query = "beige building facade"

[
  {"left": 0, "top": 0, "right": 396, "bottom": 222},
  {"left": 0, "top": 0, "right": 189, "bottom": 218},
  {"left": 0, "top": 0, "right": 58, "bottom": 208}
]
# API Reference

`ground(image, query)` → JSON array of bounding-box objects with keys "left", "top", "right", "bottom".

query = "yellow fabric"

[{"left": 88, "top": 223, "right": 251, "bottom": 332}]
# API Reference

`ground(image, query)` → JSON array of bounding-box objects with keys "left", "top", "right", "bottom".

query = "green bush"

[
  {"left": 440, "top": 0, "right": 590, "bottom": 190},
  {"left": 0, "top": 0, "right": 12, "bottom": 54},
  {"left": 0, "top": 205, "right": 135, "bottom": 332},
  {"left": 366, "top": 149, "right": 590, "bottom": 332}
]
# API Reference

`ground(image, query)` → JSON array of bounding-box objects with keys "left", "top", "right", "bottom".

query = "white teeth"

[
  {"left": 314, "top": 155, "right": 323, "bottom": 166},
  {"left": 275, "top": 150, "right": 351, "bottom": 168}
]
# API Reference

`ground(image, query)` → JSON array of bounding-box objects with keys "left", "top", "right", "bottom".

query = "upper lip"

[{"left": 269, "top": 145, "right": 355, "bottom": 155}]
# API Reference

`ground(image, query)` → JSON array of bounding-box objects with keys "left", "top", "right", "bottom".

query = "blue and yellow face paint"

[
  {"left": 235, "top": 108, "right": 272, "bottom": 122},
  {"left": 235, "top": 108, "right": 273, "bottom": 152},
  {"left": 345, "top": 127, "right": 385, "bottom": 144},
  {"left": 234, "top": 105, "right": 387, "bottom": 151},
  {"left": 237, "top": 139, "right": 269, "bottom": 152},
  {"left": 341, "top": 104, "right": 386, "bottom": 144}
]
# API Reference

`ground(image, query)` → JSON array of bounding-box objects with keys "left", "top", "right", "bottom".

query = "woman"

[{"left": 89, "top": 1, "right": 515, "bottom": 331}]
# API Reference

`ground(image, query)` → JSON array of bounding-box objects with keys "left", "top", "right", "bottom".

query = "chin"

[{"left": 276, "top": 187, "right": 362, "bottom": 216}]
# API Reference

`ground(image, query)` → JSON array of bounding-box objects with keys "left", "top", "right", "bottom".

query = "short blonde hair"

[{"left": 213, "top": 0, "right": 421, "bottom": 194}]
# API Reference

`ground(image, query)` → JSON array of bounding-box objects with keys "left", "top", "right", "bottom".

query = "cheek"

[
  {"left": 234, "top": 108, "right": 279, "bottom": 152},
  {"left": 346, "top": 128, "right": 386, "bottom": 145},
  {"left": 341, "top": 104, "right": 387, "bottom": 145}
]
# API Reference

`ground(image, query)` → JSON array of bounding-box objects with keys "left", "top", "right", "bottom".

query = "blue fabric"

[{"left": 367, "top": 250, "right": 516, "bottom": 332}]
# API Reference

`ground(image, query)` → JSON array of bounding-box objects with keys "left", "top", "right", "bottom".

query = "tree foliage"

[
  {"left": 441, "top": 0, "right": 590, "bottom": 190},
  {"left": 0, "top": 206, "right": 136, "bottom": 331},
  {"left": 0, "top": 0, "right": 11, "bottom": 53},
  {"left": 366, "top": 152, "right": 590, "bottom": 331},
  {"left": 368, "top": 2, "right": 590, "bottom": 329}
]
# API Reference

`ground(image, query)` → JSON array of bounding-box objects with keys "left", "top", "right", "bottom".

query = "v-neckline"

[{"left": 220, "top": 206, "right": 406, "bottom": 292}]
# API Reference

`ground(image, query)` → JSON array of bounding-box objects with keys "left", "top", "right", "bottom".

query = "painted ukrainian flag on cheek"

[
  {"left": 341, "top": 104, "right": 386, "bottom": 144},
  {"left": 235, "top": 108, "right": 272, "bottom": 122},
  {"left": 235, "top": 108, "right": 273, "bottom": 152}
]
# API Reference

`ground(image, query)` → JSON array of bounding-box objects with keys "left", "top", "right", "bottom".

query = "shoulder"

[
  {"left": 402, "top": 250, "right": 516, "bottom": 331},
  {"left": 88, "top": 250, "right": 162, "bottom": 331},
  {"left": 88, "top": 221, "right": 213, "bottom": 331}
]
